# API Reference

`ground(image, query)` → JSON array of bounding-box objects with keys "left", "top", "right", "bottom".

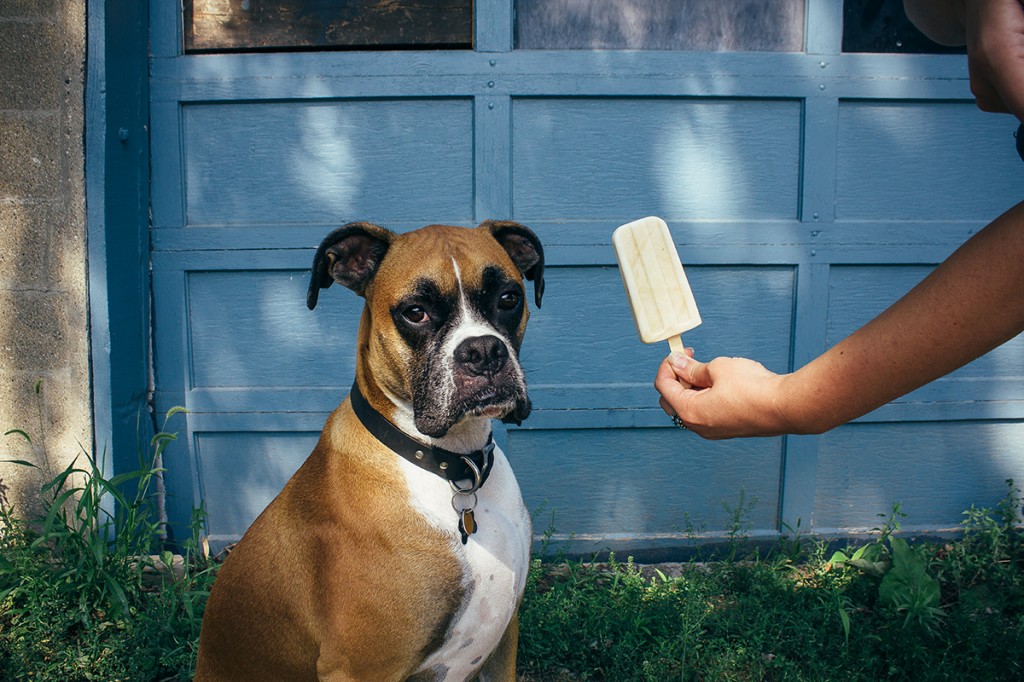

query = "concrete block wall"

[{"left": 0, "top": 0, "right": 90, "bottom": 515}]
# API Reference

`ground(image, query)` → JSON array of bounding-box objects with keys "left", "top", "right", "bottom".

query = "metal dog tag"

[
  {"left": 460, "top": 509, "right": 477, "bottom": 540},
  {"left": 453, "top": 490, "right": 478, "bottom": 544}
]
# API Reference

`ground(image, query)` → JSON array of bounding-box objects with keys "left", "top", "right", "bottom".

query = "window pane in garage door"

[
  {"left": 515, "top": 0, "right": 804, "bottom": 51},
  {"left": 184, "top": 0, "right": 473, "bottom": 52}
]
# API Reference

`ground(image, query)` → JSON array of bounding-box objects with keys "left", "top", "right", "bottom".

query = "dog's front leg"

[{"left": 473, "top": 612, "right": 519, "bottom": 682}]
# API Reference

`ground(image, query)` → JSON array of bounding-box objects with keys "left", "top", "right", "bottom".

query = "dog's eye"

[
  {"left": 497, "top": 292, "right": 521, "bottom": 311},
  {"left": 402, "top": 306, "right": 429, "bottom": 324}
]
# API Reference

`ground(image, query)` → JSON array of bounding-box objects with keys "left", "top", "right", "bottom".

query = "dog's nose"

[{"left": 454, "top": 335, "right": 508, "bottom": 377}]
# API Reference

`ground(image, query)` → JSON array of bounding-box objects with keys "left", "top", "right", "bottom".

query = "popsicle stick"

[{"left": 667, "top": 335, "right": 684, "bottom": 355}]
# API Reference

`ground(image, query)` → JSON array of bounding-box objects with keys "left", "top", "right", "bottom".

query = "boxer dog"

[{"left": 195, "top": 220, "right": 544, "bottom": 681}]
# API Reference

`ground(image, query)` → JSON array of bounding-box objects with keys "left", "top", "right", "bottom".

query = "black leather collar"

[{"left": 349, "top": 382, "right": 495, "bottom": 490}]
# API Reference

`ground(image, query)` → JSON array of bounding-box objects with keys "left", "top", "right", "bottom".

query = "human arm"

[{"left": 657, "top": 199, "right": 1024, "bottom": 439}]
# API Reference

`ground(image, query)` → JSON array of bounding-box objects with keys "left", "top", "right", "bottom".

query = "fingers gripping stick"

[{"left": 613, "top": 217, "right": 702, "bottom": 353}]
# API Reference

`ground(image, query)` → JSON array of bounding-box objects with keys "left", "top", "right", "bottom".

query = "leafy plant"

[
  {"left": 0, "top": 408, "right": 216, "bottom": 681},
  {"left": 878, "top": 536, "right": 944, "bottom": 632},
  {"left": 827, "top": 504, "right": 945, "bottom": 635},
  {"left": 520, "top": 492, "right": 1024, "bottom": 681}
]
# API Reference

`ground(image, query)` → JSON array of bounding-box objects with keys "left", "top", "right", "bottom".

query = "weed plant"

[
  {"left": 0, "top": 410, "right": 216, "bottom": 681},
  {"left": 518, "top": 483, "right": 1024, "bottom": 681}
]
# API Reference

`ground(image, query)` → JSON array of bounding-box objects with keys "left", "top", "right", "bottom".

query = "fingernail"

[{"left": 669, "top": 353, "right": 688, "bottom": 370}]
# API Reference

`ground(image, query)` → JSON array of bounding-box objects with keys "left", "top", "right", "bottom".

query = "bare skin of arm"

[
  {"left": 655, "top": 0, "right": 1024, "bottom": 439},
  {"left": 902, "top": 0, "right": 967, "bottom": 46},
  {"left": 657, "top": 200, "right": 1024, "bottom": 439}
]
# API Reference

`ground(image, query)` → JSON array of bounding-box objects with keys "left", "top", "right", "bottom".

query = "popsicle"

[{"left": 612, "top": 216, "right": 701, "bottom": 354}]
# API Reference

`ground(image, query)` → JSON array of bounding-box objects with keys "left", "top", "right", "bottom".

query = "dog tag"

[{"left": 459, "top": 509, "right": 477, "bottom": 544}]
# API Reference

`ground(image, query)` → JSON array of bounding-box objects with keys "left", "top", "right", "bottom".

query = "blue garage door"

[{"left": 148, "top": 0, "right": 1024, "bottom": 555}]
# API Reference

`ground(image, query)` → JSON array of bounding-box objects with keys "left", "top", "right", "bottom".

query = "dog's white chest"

[{"left": 401, "top": 445, "right": 531, "bottom": 681}]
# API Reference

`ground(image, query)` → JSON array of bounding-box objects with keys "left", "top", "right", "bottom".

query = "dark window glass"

[
  {"left": 184, "top": 0, "right": 473, "bottom": 53},
  {"left": 842, "top": 0, "right": 965, "bottom": 53},
  {"left": 515, "top": 0, "right": 805, "bottom": 52}
]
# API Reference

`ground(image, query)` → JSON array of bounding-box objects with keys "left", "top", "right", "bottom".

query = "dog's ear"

[
  {"left": 307, "top": 222, "right": 396, "bottom": 310},
  {"left": 481, "top": 220, "right": 545, "bottom": 309}
]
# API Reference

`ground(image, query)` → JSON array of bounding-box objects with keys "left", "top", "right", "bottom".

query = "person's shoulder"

[{"left": 902, "top": 0, "right": 967, "bottom": 46}]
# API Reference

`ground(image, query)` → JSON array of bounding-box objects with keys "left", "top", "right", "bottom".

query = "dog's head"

[{"left": 307, "top": 220, "right": 544, "bottom": 439}]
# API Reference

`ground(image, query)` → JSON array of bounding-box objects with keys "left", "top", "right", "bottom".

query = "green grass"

[
  {"left": 0, "top": 410, "right": 217, "bottom": 681},
  {"left": 2, "top": 409, "right": 1023, "bottom": 680},
  {"left": 517, "top": 492, "right": 1024, "bottom": 681}
]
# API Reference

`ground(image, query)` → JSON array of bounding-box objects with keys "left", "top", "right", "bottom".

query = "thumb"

[{"left": 667, "top": 352, "right": 712, "bottom": 388}]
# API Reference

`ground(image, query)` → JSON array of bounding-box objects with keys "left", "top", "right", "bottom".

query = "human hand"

[{"left": 654, "top": 352, "right": 796, "bottom": 440}]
